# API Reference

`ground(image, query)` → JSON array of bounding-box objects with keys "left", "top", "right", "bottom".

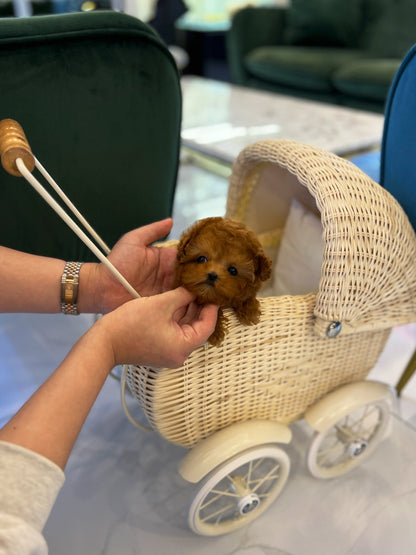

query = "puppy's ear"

[
  {"left": 176, "top": 229, "right": 192, "bottom": 262},
  {"left": 255, "top": 251, "right": 272, "bottom": 282},
  {"left": 176, "top": 219, "right": 206, "bottom": 262}
]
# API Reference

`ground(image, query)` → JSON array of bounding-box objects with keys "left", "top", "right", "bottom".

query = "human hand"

[
  {"left": 96, "top": 287, "right": 219, "bottom": 369},
  {"left": 79, "top": 219, "right": 177, "bottom": 313}
]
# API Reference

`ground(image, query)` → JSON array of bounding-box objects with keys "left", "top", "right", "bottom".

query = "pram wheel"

[
  {"left": 188, "top": 445, "right": 290, "bottom": 536},
  {"left": 306, "top": 399, "right": 390, "bottom": 479}
]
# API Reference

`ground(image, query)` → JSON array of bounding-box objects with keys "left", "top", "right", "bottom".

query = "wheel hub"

[
  {"left": 348, "top": 439, "right": 368, "bottom": 458},
  {"left": 238, "top": 493, "right": 260, "bottom": 515}
]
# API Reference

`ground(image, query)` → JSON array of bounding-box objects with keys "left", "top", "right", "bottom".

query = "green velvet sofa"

[{"left": 227, "top": 0, "right": 416, "bottom": 113}]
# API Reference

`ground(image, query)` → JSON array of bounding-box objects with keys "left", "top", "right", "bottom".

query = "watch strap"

[{"left": 60, "top": 261, "right": 83, "bottom": 315}]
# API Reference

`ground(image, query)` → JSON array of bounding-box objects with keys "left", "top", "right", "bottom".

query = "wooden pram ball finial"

[{"left": 0, "top": 119, "right": 35, "bottom": 177}]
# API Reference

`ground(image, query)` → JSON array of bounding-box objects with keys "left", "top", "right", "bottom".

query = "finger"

[
  {"left": 183, "top": 304, "right": 219, "bottom": 346},
  {"left": 135, "top": 218, "right": 173, "bottom": 246},
  {"left": 198, "top": 304, "right": 219, "bottom": 327},
  {"left": 165, "top": 286, "right": 196, "bottom": 309},
  {"left": 177, "top": 300, "right": 200, "bottom": 325}
]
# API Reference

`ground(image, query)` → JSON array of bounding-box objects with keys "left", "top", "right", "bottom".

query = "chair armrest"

[{"left": 226, "top": 6, "right": 288, "bottom": 85}]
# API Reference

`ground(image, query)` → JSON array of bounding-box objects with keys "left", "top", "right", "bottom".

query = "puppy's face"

[{"left": 175, "top": 218, "right": 271, "bottom": 307}]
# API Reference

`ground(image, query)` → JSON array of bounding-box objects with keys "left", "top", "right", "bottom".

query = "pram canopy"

[{"left": 226, "top": 140, "right": 416, "bottom": 338}]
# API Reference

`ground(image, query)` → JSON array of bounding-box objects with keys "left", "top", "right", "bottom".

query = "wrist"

[
  {"left": 78, "top": 316, "right": 117, "bottom": 374},
  {"left": 76, "top": 263, "right": 102, "bottom": 314},
  {"left": 88, "top": 313, "right": 118, "bottom": 370}
]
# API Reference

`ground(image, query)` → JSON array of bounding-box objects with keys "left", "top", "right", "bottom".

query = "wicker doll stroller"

[
  {"left": 123, "top": 139, "right": 416, "bottom": 535},
  {"left": 2, "top": 121, "right": 416, "bottom": 536}
]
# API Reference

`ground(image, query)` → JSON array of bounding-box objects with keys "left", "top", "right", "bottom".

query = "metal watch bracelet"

[{"left": 60, "top": 261, "right": 83, "bottom": 315}]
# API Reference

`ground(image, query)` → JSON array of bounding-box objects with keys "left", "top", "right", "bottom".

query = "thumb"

[
  {"left": 164, "top": 286, "right": 196, "bottom": 311},
  {"left": 136, "top": 218, "right": 173, "bottom": 246},
  {"left": 180, "top": 303, "right": 219, "bottom": 348}
]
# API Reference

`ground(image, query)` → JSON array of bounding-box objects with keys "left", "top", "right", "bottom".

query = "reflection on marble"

[
  {"left": 181, "top": 76, "right": 384, "bottom": 163},
  {"left": 1, "top": 164, "right": 416, "bottom": 554}
]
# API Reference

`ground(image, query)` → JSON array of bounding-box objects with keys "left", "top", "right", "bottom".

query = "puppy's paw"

[
  {"left": 208, "top": 328, "right": 225, "bottom": 347},
  {"left": 208, "top": 309, "right": 227, "bottom": 346},
  {"left": 235, "top": 298, "right": 261, "bottom": 326}
]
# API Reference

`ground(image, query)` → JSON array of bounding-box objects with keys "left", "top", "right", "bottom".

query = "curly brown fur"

[{"left": 174, "top": 217, "right": 272, "bottom": 346}]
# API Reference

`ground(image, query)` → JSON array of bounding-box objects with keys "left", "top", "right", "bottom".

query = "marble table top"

[{"left": 181, "top": 77, "right": 385, "bottom": 164}]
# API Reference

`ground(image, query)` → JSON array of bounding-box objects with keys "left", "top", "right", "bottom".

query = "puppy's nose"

[{"left": 206, "top": 271, "right": 218, "bottom": 284}]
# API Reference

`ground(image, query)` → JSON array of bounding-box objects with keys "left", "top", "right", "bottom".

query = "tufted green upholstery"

[
  {"left": 227, "top": 1, "right": 416, "bottom": 113},
  {"left": 0, "top": 11, "right": 181, "bottom": 261}
]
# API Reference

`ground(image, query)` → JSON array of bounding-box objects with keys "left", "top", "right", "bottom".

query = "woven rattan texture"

[
  {"left": 126, "top": 295, "right": 389, "bottom": 448},
  {"left": 226, "top": 140, "right": 416, "bottom": 337},
  {"left": 126, "top": 139, "right": 416, "bottom": 449}
]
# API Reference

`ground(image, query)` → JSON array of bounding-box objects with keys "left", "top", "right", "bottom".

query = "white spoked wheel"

[
  {"left": 188, "top": 445, "right": 290, "bottom": 536},
  {"left": 307, "top": 400, "right": 390, "bottom": 479}
]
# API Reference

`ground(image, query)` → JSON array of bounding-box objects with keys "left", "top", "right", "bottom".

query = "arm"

[
  {"left": 0, "top": 246, "right": 65, "bottom": 313},
  {"left": 0, "top": 218, "right": 177, "bottom": 315},
  {"left": 0, "top": 287, "right": 218, "bottom": 470}
]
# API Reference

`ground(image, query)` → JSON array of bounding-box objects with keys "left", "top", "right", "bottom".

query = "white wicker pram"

[
  {"left": 123, "top": 139, "right": 416, "bottom": 535},
  {"left": 2, "top": 121, "right": 416, "bottom": 536}
]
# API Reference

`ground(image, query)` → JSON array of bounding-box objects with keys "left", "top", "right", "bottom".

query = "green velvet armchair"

[{"left": 0, "top": 11, "right": 181, "bottom": 261}]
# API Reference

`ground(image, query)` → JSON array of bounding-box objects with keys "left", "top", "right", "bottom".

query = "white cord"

[
  {"left": 16, "top": 157, "right": 140, "bottom": 300},
  {"left": 120, "top": 365, "right": 153, "bottom": 432}
]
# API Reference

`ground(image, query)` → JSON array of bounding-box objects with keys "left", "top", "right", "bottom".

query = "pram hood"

[{"left": 226, "top": 139, "right": 416, "bottom": 338}]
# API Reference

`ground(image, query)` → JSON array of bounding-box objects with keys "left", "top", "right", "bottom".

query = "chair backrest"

[
  {"left": 0, "top": 11, "right": 181, "bottom": 261},
  {"left": 380, "top": 44, "right": 416, "bottom": 231}
]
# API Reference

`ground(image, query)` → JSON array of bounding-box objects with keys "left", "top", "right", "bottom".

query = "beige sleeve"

[{"left": 0, "top": 440, "right": 65, "bottom": 553}]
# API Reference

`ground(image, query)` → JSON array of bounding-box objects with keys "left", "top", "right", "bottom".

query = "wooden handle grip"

[{"left": 0, "top": 119, "right": 35, "bottom": 176}]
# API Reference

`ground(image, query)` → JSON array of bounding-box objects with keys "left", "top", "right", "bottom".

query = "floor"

[{"left": 1, "top": 155, "right": 416, "bottom": 554}]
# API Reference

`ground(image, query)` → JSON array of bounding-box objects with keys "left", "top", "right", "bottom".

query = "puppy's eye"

[
  {"left": 196, "top": 255, "right": 208, "bottom": 264},
  {"left": 228, "top": 266, "right": 238, "bottom": 276}
]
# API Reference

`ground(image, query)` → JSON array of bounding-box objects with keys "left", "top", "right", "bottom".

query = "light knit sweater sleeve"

[{"left": 0, "top": 441, "right": 65, "bottom": 555}]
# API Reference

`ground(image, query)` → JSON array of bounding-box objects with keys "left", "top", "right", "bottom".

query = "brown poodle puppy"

[{"left": 174, "top": 217, "right": 272, "bottom": 346}]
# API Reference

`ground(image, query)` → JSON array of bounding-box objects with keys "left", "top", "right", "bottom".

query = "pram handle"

[{"left": 0, "top": 119, "right": 35, "bottom": 177}]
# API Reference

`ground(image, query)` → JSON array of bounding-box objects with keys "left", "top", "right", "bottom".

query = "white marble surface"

[
  {"left": 181, "top": 77, "right": 385, "bottom": 163},
  {"left": 1, "top": 163, "right": 416, "bottom": 554}
]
